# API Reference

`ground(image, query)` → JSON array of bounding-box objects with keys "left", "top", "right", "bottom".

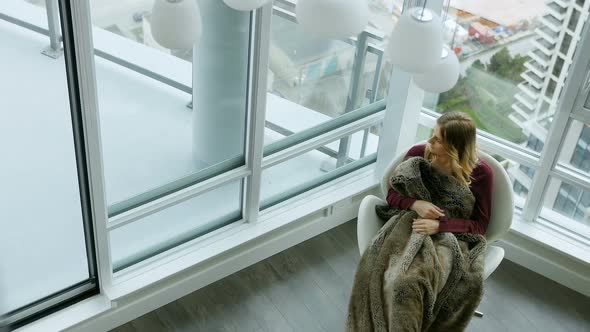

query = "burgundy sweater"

[{"left": 386, "top": 144, "right": 494, "bottom": 235}]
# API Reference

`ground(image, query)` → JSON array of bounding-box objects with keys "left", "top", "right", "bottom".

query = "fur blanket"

[{"left": 347, "top": 157, "right": 487, "bottom": 332}]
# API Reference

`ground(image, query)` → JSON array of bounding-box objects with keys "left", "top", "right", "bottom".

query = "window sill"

[
  {"left": 498, "top": 212, "right": 590, "bottom": 297},
  {"left": 508, "top": 213, "right": 590, "bottom": 266}
]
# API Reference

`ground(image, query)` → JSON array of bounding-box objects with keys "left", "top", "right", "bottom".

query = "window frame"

[
  {"left": 69, "top": 0, "right": 387, "bottom": 278},
  {"left": 415, "top": 12, "right": 590, "bottom": 245}
]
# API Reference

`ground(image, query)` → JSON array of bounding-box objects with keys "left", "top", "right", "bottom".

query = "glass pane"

[
  {"left": 557, "top": 120, "right": 590, "bottom": 176},
  {"left": 415, "top": 125, "right": 433, "bottom": 143},
  {"left": 585, "top": 90, "right": 590, "bottom": 110},
  {"left": 0, "top": 2, "right": 92, "bottom": 324},
  {"left": 265, "top": 6, "right": 385, "bottom": 148},
  {"left": 560, "top": 33, "right": 572, "bottom": 55},
  {"left": 568, "top": 10, "right": 581, "bottom": 32},
  {"left": 542, "top": 178, "right": 590, "bottom": 232},
  {"left": 89, "top": 2, "right": 250, "bottom": 213},
  {"left": 508, "top": 162, "right": 536, "bottom": 200},
  {"left": 421, "top": 0, "right": 587, "bottom": 152},
  {"left": 482, "top": 151, "right": 533, "bottom": 207},
  {"left": 552, "top": 56, "right": 564, "bottom": 78},
  {"left": 266, "top": 14, "right": 354, "bottom": 138},
  {"left": 110, "top": 180, "right": 243, "bottom": 271},
  {"left": 261, "top": 128, "right": 378, "bottom": 209}
]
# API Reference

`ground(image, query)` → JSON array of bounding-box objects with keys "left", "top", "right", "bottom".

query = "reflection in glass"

[
  {"left": 544, "top": 178, "right": 590, "bottom": 228},
  {"left": 267, "top": 14, "right": 355, "bottom": 124},
  {"left": 559, "top": 120, "right": 590, "bottom": 176},
  {"left": 266, "top": 5, "right": 386, "bottom": 146}
]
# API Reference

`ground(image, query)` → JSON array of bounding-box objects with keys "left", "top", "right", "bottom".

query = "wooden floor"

[{"left": 112, "top": 220, "right": 590, "bottom": 332}]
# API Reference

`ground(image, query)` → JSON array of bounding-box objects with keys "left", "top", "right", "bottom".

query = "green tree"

[
  {"left": 487, "top": 47, "right": 527, "bottom": 82},
  {"left": 437, "top": 48, "right": 528, "bottom": 144},
  {"left": 487, "top": 47, "right": 511, "bottom": 74},
  {"left": 472, "top": 59, "right": 486, "bottom": 71}
]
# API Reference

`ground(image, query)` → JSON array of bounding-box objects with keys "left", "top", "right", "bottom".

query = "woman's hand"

[
  {"left": 412, "top": 218, "right": 440, "bottom": 235},
  {"left": 410, "top": 200, "right": 445, "bottom": 219}
]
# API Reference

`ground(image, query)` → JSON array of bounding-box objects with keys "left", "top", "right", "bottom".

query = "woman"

[{"left": 387, "top": 111, "right": 494, "bottom": 235}]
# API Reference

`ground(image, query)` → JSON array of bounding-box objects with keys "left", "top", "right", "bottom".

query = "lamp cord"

[
  {"left": 442, "top": 0, "right": 451, "bottom": 24},
  {"left": 421, "top": 0, "right": 428, "bottom": 20}
]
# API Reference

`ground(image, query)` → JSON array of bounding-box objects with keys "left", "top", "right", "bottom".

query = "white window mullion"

[
  {"left": 523, "top": 20, "right": 590, "bottom": 223},
  {"left": 243, "top": 4, "right": 272, "bottom": 224},
  {"left": 69, "top": 0, "right": 113, "bottom": 290}
]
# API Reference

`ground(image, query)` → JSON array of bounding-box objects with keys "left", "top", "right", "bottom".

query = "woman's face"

[{"left": 427, "top": 126, "right": 447, "bottom": 158}]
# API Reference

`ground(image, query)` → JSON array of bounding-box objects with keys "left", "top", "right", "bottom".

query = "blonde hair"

[{"left": 425, "top": 112, "right": 479, "bottom": 186}]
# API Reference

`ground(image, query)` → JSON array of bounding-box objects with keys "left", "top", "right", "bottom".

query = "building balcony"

[
  {"left": 525, "top": 59, "right": 549, "bottom": 78},
  {"left": 519, "top": 82, "right": 542, "bottom": 99},
  {"left": 512, "top": 101, "right": 535, "bottom": 118},
  {"left": 547, "top": 0, "right": 572, "bottom": 10},
  {"left": 533, "top": 37, "right": 556, "bottom": 56},
  {"left": 535, "top": 26, "right": 560, "bottom": 43},
  {"left": 522, "top": 70, "right": 546, "bottom": 89},
  {"left": 547, "top": 1, "right": 569, "bottom": 19},
  {"left": 529, "top": 49, "right": 552, "bottom": 67},
  {"left": 508, "top": 112, "right": 529, "bottom": 130},
  {"left": 541, "top": 14, "right": 565, "bottom": 33},
  {"left": 515, "top": 91, "right": 539, "bottom": 110}
]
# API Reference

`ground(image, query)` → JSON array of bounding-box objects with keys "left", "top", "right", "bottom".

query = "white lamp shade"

[
  {"left": 151, "top": 0, "right": 202, "bottom": 50},
  {"left": 296, "top": 0, "right": 369, "bottom": 39},
  {"left": 223, "top": 0, "right": 271, "bottom": 11},
  {"left": 413, "top": 48, "right": 460, "bottom": 93},
  {"left": 387, "top": 7, "right": 443, "bottom": 73}
]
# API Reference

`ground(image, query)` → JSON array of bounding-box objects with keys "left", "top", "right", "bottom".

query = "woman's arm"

[
  {"left": 387, "top": 188, "right": 416, "bottom": 209},
  {"left": 437, "top": 163, "right": 494, "bottom": 235}
]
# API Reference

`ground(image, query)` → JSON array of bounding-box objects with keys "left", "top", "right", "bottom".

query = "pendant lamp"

[
  {"left": 223, "top": 0, "right": 271, "bottom": 11},
  {"left": 413, "top": 47, "right": 459, "bottom": 93},
  {"left": 296, "top": 0, "right": 369, "bottom": 39},
  {"left": 151, "top": 0, "right": 202, "bottom": 50},
  {"left": 387, "top": 6, "right": 443, "bottom": 73}
]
